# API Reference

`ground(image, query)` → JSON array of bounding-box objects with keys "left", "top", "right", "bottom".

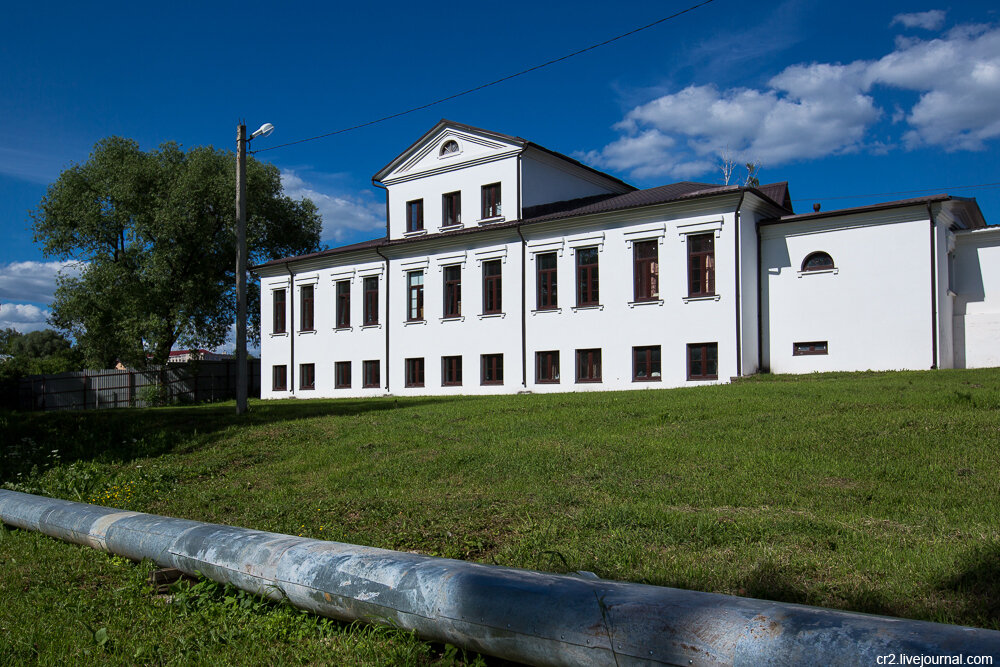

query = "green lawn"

[{"left": 1, "top": 368, "right": 999, "bottom": 664}]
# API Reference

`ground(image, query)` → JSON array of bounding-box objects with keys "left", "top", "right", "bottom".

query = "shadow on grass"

[
  {"left": 938, "top": 542, "right": 1000, "bottom": 629},
  {"left": 0, "top": 396, "right": 453, "bottom": 483}
]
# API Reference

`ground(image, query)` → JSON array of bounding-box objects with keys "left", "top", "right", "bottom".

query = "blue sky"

[{"left": 1, "top": 0, "right": 998, "bottom": 336}]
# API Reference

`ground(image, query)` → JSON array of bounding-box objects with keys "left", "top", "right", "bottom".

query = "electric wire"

[{"left": 252, "top": 0, "right": 717, "bottom": 154}]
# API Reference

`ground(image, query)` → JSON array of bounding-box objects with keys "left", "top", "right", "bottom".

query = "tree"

[
  {"left": 32, "top": 137, "right": 321, "bottom": 368},
  {"left": 0, "top": 328, "right": 83, "bottom": 381}
]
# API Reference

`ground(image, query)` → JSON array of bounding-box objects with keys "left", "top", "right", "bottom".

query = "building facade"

[{"left": 254, "top": 120, "right": 997, "bottom": 399}]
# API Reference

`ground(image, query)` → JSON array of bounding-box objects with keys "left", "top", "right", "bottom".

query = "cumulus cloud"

[
  {"left": 0, "top": 260, "right": 83, "bottom": 304},
  {"left": 586, "top": 19, "right": 1000, "bottom": 179},
  {"left": 891, "top": 10, "right": 947, "bottom": 31},
  {"left": 281, "top": 170, "right": 385, "bottom": 243},
  {"left": 0, "top": 303, "right": 51, "bottom": 333}
]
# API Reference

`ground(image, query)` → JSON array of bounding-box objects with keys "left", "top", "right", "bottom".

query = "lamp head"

[{"left": 250, "top": 123, "right": 275, "bottom": 140}]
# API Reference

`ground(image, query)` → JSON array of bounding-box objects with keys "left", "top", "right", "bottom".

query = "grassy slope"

[{"left": 1, "top": 368, "right": 999, "bottom": 663}]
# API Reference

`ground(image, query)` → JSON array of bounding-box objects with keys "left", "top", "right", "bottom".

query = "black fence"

[{"left": 16, "top": 360, "right": 261, "bottom": 411}]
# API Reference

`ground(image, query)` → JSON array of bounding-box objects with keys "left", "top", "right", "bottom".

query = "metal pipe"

[{"left": 1, "top": 489, "right": 997, "bottom": 666}]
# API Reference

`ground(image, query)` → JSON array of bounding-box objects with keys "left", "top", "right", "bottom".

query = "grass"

[{"left": 1, "top": 368, "right": 999, "bottom": 663}]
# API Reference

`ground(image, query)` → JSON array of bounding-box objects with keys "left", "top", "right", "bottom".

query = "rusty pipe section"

[{"left": 2, "top": 489, "right": 998, "bottom": 666}]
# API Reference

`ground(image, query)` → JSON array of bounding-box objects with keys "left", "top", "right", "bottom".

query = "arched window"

[
  {"left": 801, "top": 251, "right": 835, "bottom": 272},
  {"left": 440, "top": 140, "right": 459, "bottom": 156}
]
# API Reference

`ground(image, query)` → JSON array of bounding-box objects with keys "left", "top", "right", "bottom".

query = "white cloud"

[
  {"left": 0, "top": 146, "right": 67, "bottom": 184},
  {"left": 891, "top": 10, "right": 947, "bottom": 31},
  {"left": 586, "top": 20, "right": 1000, "bottom": 180},
  {"left": 0, "top": 260, "right": 83, "bottom": 304},
  {"left": 0, "top": 303, "right": 51, "bottom": 333},
  {"left": 281, "top": 170, "right": 385, "bottom": 243}
]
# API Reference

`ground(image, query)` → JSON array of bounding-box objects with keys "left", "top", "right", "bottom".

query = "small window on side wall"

[
  {"left": 802, "top": 252, "right": 834, "bottom": 272},
  {"left": 793, "top": 341, "right": 828, "bottom": 356},
  {"left": 440, "top": 140, "right": 459, "bottom": 156}
]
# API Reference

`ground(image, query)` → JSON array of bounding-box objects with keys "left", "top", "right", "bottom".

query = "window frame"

[
  {"left": 632, "top": 345, "right": 662, "bottom": 382},
  {"left": 407, "top": 270, "right": 424, "bottom": 322},
  {"left": 299, "top": 363, "right": 315, "bottom": 390},
  {"left": 633, "top": 240, "right": 659, "bottom": 302},
  {"left": 536, "top": 252, "right": 558, "bottom": 310},
  {"left": 300, "top": 285, "right": 315, "bottom": 331},
  {"left": 793, "top": 341, "right": 829, "bottom": 356},
  {"left": 363, "top": 276, "right": 379, "bottom": 325},
  {"left": 687, "top": 233, "right": 716, "bottom": 298},
  {"left": 272, "top": 364, "right": 287, "bottom": 391},
  {"left": 405, "top": 357, "right": 425, "bottom": 388},
  {"left": 272, "top": 289, "right": 286, "bottom": 334},
  {"left": 335, "top": 280, "right": 350, "bottom": 329},
  {"left": 362, "top": 360, "right": 380, "bottom": 388},
  {"left": 405, "top": 198, "right": 424, "bottom": 233},
  {"left": 535, "top": 350, "right": 560, "bottom": 384},
  {"left": 481, "top": 183, "right": 501, "bottom": 219},
  {"left": 443, "top": 265, "right": 462, "bottom": 318},
  {"left": 441, "top": 355, "right": 463, "bottom": 386},
  {"left": 575, "top": 247, "right": 600, "bottom": 307},
  {"left": 442, "top": 191, "right": 462, "bottom": 227},
  {"left": 334, "top": 361, "right": 351, "bottom": 389},
  {"left": 481, "top": 353, "right": 504, "bottom": 386},
  {"left": 687, "top": 342, "right": 719, "bottom": 380},
  {"left": 801, "top": 252, "right": 835, "bottom": 272},
  {"left": 575, "top": 349, "right": 602, "bottom": 384},
  {"left": 482, "top": 259, "right": 502, "bottom": 314}
]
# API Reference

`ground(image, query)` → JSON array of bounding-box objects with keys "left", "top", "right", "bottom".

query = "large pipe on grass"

[{"left": 1, "top": 489, "right": 997, "bottom": 665}]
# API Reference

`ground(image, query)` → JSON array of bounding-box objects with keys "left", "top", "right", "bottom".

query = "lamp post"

[{"left": 235, "top": 121, "right": 274, "bottom": 415}]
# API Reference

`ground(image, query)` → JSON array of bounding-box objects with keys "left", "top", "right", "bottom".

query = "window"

[
  {"left": 536, "top": 252, "right": 558, "bottom": 310},
  {"left": 335, "top": 361, "right": 351, "bottom": 388},
  {"left": 536, "top": 351, "right": 560, "bottom": 384},
  {"left": 442, "top": 191, "right": 461, "bottom": 227},
  {"left": 576, "top": 247, "right": 599, "bottom": 307},
  {"left": 300, "top": 363, "right": 315, "bottom": 390},
  {"left": 406, "top": 199, "right": 424, "bottom": 233},
  {"left": 363, "top": 360, "right": 380, "bottom": 388},
  {"left": 687, "top": 343, "right": 718, "bottom": 380},
  {"left": 481, "top": 182, "right": 501, "bottom": 219},
  {"left": 481, "top": 354, "right": 503, "bottom": 385},
  {"left": 633, "top": 241, "right": 659, "bottom": 301},
  {"left": 407, "top": 270, "right": 424, "bottom": 321},
  {"left": 801, "top": 252, "right": 835, "bottom": 272},
  {"left": 440, "top": 140, "right": 459, "bottom": 156},
  {"left": 405, "top": 358, "right": 425, "bottom": 387},
  {"left": 363, "top": 277, "right": 379, "bottom": 325},
  {"left": 688, "top": 233, "right": 715, "bottom": 297},
  {"left": 300, "top": 285, "right": 315, "bottom": 331},
  {"left": 272, "top": 365, "right": 287, "bottom": 391},
  {"left": 793, "top": 341, "right": 828, "bottom": 356},
  {"left": 576, "top": 349, "right": 602, "bottom": 383},
  {"left": 335, "top": 280, "right": 350, "bottom": 328},
  {"left": 272, "top": 289, "right": 286, "bottom": 334},
  {"left": 633, "top": 346, "right": 661, "bottom": 382},
  {"left": 482, "top": 259, "right": 502, "bottom": 314},
  {"left": 443, "top": 265, "right": 461, "bottom": 318},
  {"left": 442, "top": 356, "right": 462, "bottom": 386}
]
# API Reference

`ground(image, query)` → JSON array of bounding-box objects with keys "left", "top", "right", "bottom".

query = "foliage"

[
  {"left": 0, "top": 328, "right": 83, "bottom": 383},
  {"left": 31, "top": 137, "right": 322, "bottom": 369}
]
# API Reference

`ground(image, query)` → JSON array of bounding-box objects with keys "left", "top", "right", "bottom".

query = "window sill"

[
  {"left": 403, "top": 229, "right": 428, "bottom": 238},
  {"left": 628, "top": 299, "right": 663, "bottom": 308},
  {"left": 633, "top": 377, "right": 662, "bottom": 382},
  {"left": 333, "top": 326, "right": 353, "bottom": 332},
  {"left": 438, "top": 224, "right": 464, "bottom": 232},
  {"left": 478, "top": 312, "right": 506, "bottom": 319},
  {"left": 403, "top": 319, "right": 427, "bottom": 326},
  {"left": 481, "top": 381, "right": 504, "bottom": 386},
  {"left": 576, "top": 379, "right": 602, "bottom": 384},
  {"left": 270, "top": 332, "right": 289, "bottom": 337},
  {"left": 298, "top": 329, "right": 317, "bottom": 335},
  {"left": 682, "top": 294, "right": 721, "bottom": 303},
  {"left": 272, "top": 388, "right": 288, "bottom": 392},
  {"left": 442, "top": 382, "right": 463, "bottom": 387},
  {"left": 687, "top": 376, "right": 719, "bottom": 381},
  {"left": 536, "top": 380, "right": 560, "bottom": 385},
  {"left": 362, "top": 384, "right": 380, "bottom": 389},
  {"left": 440, "top": 316, "right": 465, "bottom": 323},
  {"left": 404, "top": 384, "right": 425, "bottom": 389},
  {"left": 478, "top": 216, "right": 505, "bottom": 225},
  {"left": 300, "top": 387, "right": 315, "bottom": 391},
  {"left": 797, "top": 268, "right": 838, "bottom": 277},
  {"left": 360, "top": 323, "right": 382, "bottom": 330},
  {"left": 571, "top": 304, "right": 603, "bottom": 312},
  {"left": 531, "top": 307, "right": 562, "bottom": 315}
]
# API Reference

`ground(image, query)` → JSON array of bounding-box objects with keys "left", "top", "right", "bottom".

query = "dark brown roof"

[
  {"left": 760, "top": 195, "right": 951, "bottom": 226},
  {"left": 756, "top": 182, "right": 792, "bottom": 212}
]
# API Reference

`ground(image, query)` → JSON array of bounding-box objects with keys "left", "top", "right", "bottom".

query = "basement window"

[{"left": 793, "top": 341, "right": 828, "bottom": 356}]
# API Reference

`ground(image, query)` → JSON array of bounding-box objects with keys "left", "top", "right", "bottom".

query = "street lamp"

[{"left": 235, "top": 121, "right": 274, "bottom": 415}]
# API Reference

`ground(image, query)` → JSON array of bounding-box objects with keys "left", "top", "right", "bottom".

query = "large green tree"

[
  {"left": 32, "top": 137, "right": 321, "bottom": 368},
  {"left": 0, "top": 328, "right": 83, "bottom": 381}
]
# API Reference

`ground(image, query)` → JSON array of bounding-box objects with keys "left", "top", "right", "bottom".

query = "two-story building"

[{"left": 254, "top": 120, "right": 998, "bottom": 399}]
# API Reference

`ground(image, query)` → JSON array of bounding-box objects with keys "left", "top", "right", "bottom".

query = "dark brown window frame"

[
  {"left": 335, "top": 361, "right": 351, "bottom": 388},
  {"left": 335, "top": 280, "right": 350, "bottom": 329},
  {"left": 272, "top": 289, "right": 286, "bottom": 334},
  {"left": 793, "top": 341, "right": 829, "bottom": 356},
  {"left": 687, "top": 233, "right": 716, "bottom": 298},
  {"left": 481, "top": 353, "right": 503, "bottom": 385},
  {"left": 362, "top": 360, "right": 380, "bottom": 388},
  {"left": 633, "top": 240, "right": 659, "bottom": 302},
  {"left": 482, "top": 259, "right": 502, "bottom": 314},
  {"left": 407, "top": 270, "right": 424, "bottom": 321},
  {"left": 300, "top": 284, "right": 315, "bottom": 331},
  {"left": 442, "top": 355, "right": 462, "bottom": 386},
  {"left": 363, "top": 276, "right": 379, "bottom": 325},
  {"left": 406, "top": 199, "right": 424, "bottom": 233},
  {"left": 575, "top": 348, "right": 602, "bottom": 383},
  {"left": 535, "top": 350, "right": 560, "bottom": 384},
  {"left": 481, "top": 182, "right": 501, "bottom": 219},
  {"left": 442, "top": 191, "right": 462, "bottom": 227},
  {"left": 272, "top": 365, "right": 287, "bottom": 391},
  {"left": 405, "top": 357, "right": 425, "bottom": 388},
  {"left": 632, "top": 345, "right": 662, "bottom": 382},
  {"left": 687, "top": 342, "right": 719, "bottom": 380},
  {"left": 536, "top": 252, "right": 558, "bottom": 310},
  {"left": 299, "top": 363, "right": 316, "bottom": 390},
  {"left": 575, "top": 247, "right": 600, "bottom": 307},
  {"left": 443, "top": 265, "right": 461, "bottom": 318},
  {"left": 801, "top": 252, "right": 835, "bottom": 272}
]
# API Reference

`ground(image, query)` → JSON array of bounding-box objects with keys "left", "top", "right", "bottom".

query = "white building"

[{"left": 254, "top": 120, "right": 998, "bottom": 399}]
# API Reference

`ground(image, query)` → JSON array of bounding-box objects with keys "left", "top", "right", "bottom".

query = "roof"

[
  {"left": 760, "top": 194, "right": 958, "bottom": 226},
  {"left": 254, "top": 180, "right": 791, "bottom": 271}
]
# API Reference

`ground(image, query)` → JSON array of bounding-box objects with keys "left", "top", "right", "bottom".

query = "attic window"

[
  {"left": 440, "top": 140, "right": 459, "bottom": 156},
  {"left": 801, "top": 252, "right": 835, "bottom": 272}
]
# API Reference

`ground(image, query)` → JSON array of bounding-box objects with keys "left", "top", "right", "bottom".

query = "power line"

[
  {"left": 253, "top": 0, "right": 717, "bottom": 154},
  {"left": 793, "top": 182, "right": 1000, "bottom": 202}
]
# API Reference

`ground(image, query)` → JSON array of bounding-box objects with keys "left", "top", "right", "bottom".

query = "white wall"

[
  {"left": 520, "top": 150, "right": 627, "bottom": 209},
  {"left": 953, "top": 227, "right": 1000, "bottom": 368}
]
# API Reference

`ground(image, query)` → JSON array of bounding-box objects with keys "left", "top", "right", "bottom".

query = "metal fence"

[{"left": 16, "top": 360, "right": 261, "bottom": 411}]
